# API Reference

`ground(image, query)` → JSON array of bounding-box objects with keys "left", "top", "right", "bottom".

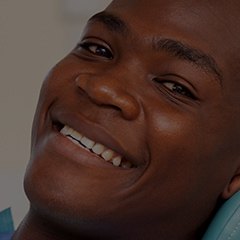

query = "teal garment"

[
  {"left": 0, "top": 208, "right": 14, "bottom": 240},
  {"left": 202, "top": 191, "right": 240, "bottom": 240}
]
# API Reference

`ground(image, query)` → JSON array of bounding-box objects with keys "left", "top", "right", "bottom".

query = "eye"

[
  {"left": 154, "top": 79, "right": 197, "bottom": 100},
  {"left": 78, "top": 41, "right": 113, "bottom": 59}
]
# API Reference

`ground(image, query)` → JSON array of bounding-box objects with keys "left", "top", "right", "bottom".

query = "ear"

[{"left": 222, "top": 166, "right": 240, "bottom": 199}]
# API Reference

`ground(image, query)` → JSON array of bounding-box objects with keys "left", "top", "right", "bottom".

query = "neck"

[
  {"left": 13, "top": 209, "right": 201, "bottom": 240},
  {"left": 12, "top": 210, "right": 75, "bottom": 240}
]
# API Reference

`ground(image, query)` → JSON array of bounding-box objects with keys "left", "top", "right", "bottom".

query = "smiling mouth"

[{"left": 59, "top": 125, "right": 134, "bottom": 169}]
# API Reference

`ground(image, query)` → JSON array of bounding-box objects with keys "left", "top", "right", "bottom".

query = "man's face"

[{"left": 24, "top": 0, "right": 240, "bottom": 238}]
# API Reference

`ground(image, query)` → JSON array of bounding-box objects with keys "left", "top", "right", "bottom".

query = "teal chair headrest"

[{"left": 202, "top": 191, "right": 240, "bottom": 240}]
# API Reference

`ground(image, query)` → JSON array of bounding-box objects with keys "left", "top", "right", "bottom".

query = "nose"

[{"left": 75, "top": 73, "right": 140, "bottom": 120}]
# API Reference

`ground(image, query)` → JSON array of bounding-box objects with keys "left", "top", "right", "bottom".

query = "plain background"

[{"left": 0, "top": 0, "right": 111, "bottom": 228}]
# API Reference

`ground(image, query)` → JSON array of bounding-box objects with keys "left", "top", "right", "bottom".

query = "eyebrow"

[
  {"left": 89, "top": 11, "right": 223, "bottom": 84},
  {"left": 89, "top": 11, "right": 129, "bottom": 35},
  {"left": 152, "top": 38, "right": 223, "bottom": 82}
]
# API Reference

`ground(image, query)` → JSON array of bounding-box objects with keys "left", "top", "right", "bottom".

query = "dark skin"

[{"left": 13, "top": 0, "right": 240, "bottom": 239}]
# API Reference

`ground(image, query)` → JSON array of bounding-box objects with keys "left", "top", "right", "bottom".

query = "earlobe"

[{"left": 222, "top": 167, "right": 240, "bottom": 199}]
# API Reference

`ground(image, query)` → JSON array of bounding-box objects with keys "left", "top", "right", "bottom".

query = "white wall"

[{"left": 0, "top": 0, "right": 111, "bottom": 228}]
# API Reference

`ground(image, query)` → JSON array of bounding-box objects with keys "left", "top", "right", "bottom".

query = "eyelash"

[
  {"left": 78, "top": 41, "right": 113, "bottom": 59},
  {"left": 154, "top": 78, "right": 197, "bottom": 100}
]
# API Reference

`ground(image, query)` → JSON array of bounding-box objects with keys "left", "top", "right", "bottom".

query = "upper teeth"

[{"left": 60, "top": 125, "right": 132, "bottom": 168}]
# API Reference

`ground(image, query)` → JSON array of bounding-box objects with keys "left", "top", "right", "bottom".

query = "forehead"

[
  {"left": 108, "top": 0, "right": 240, "bottom": 17},
  {"left": 106, "top": 0, "right": 239, "bottom": 44},
  {"left": 104, "top": 0, "right": 240, "bottom": 86}
]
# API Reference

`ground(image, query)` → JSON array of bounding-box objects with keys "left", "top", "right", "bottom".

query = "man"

[{"left": 12, "top": 0, "right": 240, "bottom": 239}]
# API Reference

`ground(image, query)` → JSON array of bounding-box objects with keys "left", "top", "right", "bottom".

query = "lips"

[
  {"left": 49, "top": 108, "right": 145, "bottom": 170},
  {"left": 60, "top": 125, "right": 133, "bottom": 168}
]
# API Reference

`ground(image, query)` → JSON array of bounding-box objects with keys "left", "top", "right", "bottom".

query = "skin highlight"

[{"left": 13, "top": 0, "right": 240, "bottom": 239}]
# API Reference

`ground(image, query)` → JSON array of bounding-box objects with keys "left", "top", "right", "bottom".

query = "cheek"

[
  {"left": 139, "top": 109, "right": 221, "bottom": 213},
  {"left": 31, "top": 61, "right": 75, "bottom": 142},
  {"left": 148, "top": 110, "right": 203, "bottom": 162},
  {"left": 137, "top": 101, "right": 239, "bottom": 223}
]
